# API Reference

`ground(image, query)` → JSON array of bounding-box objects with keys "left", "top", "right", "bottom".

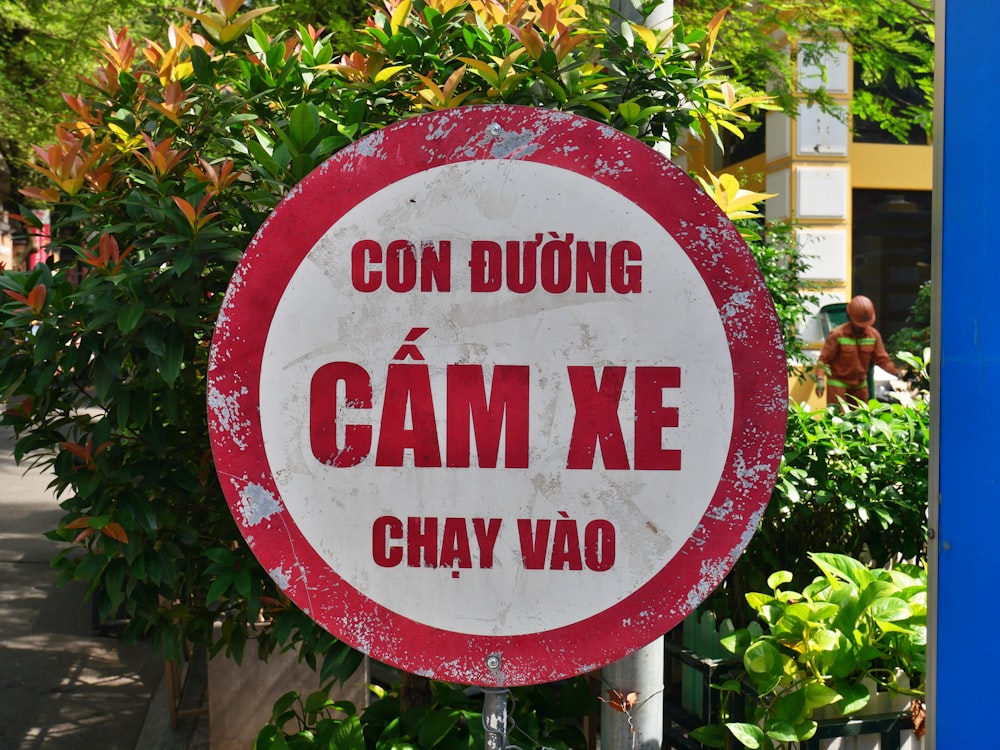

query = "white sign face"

[
  {"left": 209, "top": 105, "right": 786, "bottom": 687},
  {"left": 260, "top": 158, "right": 734, "bottom": 634}
]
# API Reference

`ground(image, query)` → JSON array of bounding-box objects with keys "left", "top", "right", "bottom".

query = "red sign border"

[{"left": 208, "top": 105, "right": 787, "bottom": 686}]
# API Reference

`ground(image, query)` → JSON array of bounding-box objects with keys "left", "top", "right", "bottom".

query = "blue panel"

[{"left": 936, "top": 2, "right": 1000, "bottom": 744}]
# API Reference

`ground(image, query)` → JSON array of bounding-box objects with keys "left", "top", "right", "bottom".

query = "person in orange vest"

[{"left": 815, "top": 295, "right": 901, "bottom": 408}]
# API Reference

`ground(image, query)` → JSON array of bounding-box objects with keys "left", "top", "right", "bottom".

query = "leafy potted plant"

[{"left": 691, "top": 552, "right": 926, "bottom": 749}]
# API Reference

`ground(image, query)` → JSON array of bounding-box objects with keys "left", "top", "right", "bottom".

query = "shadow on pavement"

[{"left": 0, "top": 425, "right": 164, "bottom": 750}]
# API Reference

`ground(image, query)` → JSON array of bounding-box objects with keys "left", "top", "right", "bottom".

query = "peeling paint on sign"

[
  {"left": 207, "top": 105, "right": 786, "bottom": 687},
  {"left": 206, "top": 383, "right": 250, "bottom": 450},
  {"left": 236, "top": 482, "right": 282, "bottom": 526}
]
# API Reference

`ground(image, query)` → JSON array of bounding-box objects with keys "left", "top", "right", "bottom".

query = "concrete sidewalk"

[{"left": 0, "top": 424, "right": 206, "bottom": 750}]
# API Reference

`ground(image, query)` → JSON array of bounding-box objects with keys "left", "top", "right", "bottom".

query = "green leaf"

[
  {"left": 767, "top": 570, "right": 793, "bottom": 590},
  {"left": 744, "top": 640, "right": 788, "bottom": 690},
  {"left": 809, "top": 602, "right": 842, "bottom": 621},
  {"left": 535, "top": 72, "right": 567, "bottom": 103},
  {"left": 617, "top": 100, "right": 641, "bottom": 124},
  {"left": 689, "top": 724, "right": 728, "bottom": 748},
  {"left": 143, "top": 323, "right": 166, "bottom": 357},
  {"left": 104, "top": 557, "right": 128, "bottom": 605},
  {"left": 745, "top": 592, "right": 775, "bottom": 611},
  {"left": 816, "top": 633, "right": 856, "bottom": 679},
  {"left": 205, "top": 547, "right": 236, "bottom": 565},
  {"left": 190, "top": 45, "right": 214, "bottom": 84},
  {"left": 75, "top": 554, "right": 109, "bottom": 586},
  {"left": 770, "top": 611, "right": 807, "bottom": 641},
  {"left": 807, "top": 627, "right": 841, "bottom": 651},
  {"left": 114, "top": 386, "right": 132, "bottom": 431},
  {"left": 316, "top": 134, "right": 350, "bottom": 154},
  {"left": 417, "top": 709, "right": 461, "bottom": 749},
  {"left": 784, "top": 602, "right": 817, "bottom": 622},
  {"left": 766, "top": 718, "right": 817, "bottom": 743},
  {"left": 118, "top": 70, "right": 139, "bottom": 99},
  {"left": 172, "top": 248, "right": 195, "bottom": 277},
  {"left": 327, "top": 700, "right": 357, "bottom": 717},
  {"left": 246, "top": 138, "right": 282, "bottom": 180},
  {"left": 93, "top": 353, "right": 120, "bottom": 398},
  {"left": 803, "top": 682, "right": 841, "bottom": 709},
  {"left": 726, "top": 722, "right": 767, "bottom": 748},
  {"left": 206, "top": 575, "right": 232, "bottom": 604},
  {"left": 320, "top": 645, "right": 365, "bottom": 684},
  {"left": 290, "top": 153, "right": 316, "bottom": 181},
  {"left": 254, "top": 724, "right": 287, "bottom": 750},
  {"left": 233, "top": 567, "right": 253, "bottom": 599},
  {"left": 157, "top": 326, "right": 185, "bottom": 386},
  {"left": 270, "top": 690, "right": 300, "bottom": 722},
  {"left": 835, "top": 682, "right": 871, "bottom": 714},
  {"left": 331, "top": 714, "right": 365, "bottom": 750},
  {"left": 771, "top": 688, "right": 807, "bottom": 725},
  {"left": 304, "top": 689, "right": 336, "bottom": 714},
  {"left": 31, "top": 326, "right": 59, "bottom": 363},
  {"left": 810, "top": 552, "right": 875, "bottom": 589},
  {"left": 288, "top": 102, "right": 320, "bottom": 149},
  {"left": 795, "top": 719, "right": 819, "bottom": 741},
  {"left": 720, "top": 628, "right": 751, "bottom": 655},
  {"left": 764, "top": 720, "right": 801, "bottom": 743},
  {"left": 868, "top": 596, "right": 913, "bottom": 622},
  {"left": 117, "top": 302, "right": 145, "bottom": 334}
]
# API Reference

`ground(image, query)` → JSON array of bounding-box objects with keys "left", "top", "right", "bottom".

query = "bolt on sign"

[{"left": 207, "top": 105, "right": 787, "bottom": 687}]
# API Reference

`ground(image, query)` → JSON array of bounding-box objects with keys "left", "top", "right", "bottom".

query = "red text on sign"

[
  {"left": 347, "top": 236, "right": 642, "bottom": 294},
  {"left": 352, "top": 239, "right": 451, "bottom": 292},
  {"left": 470, "top": 235, "right": 642, "bottom": 294},
  {"left": 373, "top": 516, "right": 502, "bottom": 569},
  {"left": 310, "top": 361, "right": 529, "bottom": 468},
  {"left": 370, "top": 515, "right": 616, "bottom": 572},
  {"left": 566, "top": 366, "right": 681, "bottom": 470},
  {"left": 517, "top": 514, "right": 616, "bottom": 571}
]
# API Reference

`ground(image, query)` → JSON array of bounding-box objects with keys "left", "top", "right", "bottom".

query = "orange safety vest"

[{"left": 817, "top": 322, "right": 898, "bottom": 387}]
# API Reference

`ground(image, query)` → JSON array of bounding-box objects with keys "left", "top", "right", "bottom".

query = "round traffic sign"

[{"left": 207, "top": 105, "right": 786, "bottom": 686}]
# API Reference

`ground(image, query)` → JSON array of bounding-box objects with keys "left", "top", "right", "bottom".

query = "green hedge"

[{"left": 708, "top": 399, "right": 929, "bottom": 623}]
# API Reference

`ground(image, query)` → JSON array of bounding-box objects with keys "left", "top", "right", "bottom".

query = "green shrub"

[
  {"left": 253, "top": 677, "right": 596, "bottom": 750},
  {"left": 888, "top": 282, "right": 931, "bottom": 358},
  {"left": 888, "top": 283, "right": 932, "bottom": 394},
  {"left": 0, "top": 0, "right": 770, "bottom": 671},
  {"left": 706, "top": 399, "right": 929, "bottom": 624},
  {"left": 743, "top": 218, "right": 817, "bottom": 371}
]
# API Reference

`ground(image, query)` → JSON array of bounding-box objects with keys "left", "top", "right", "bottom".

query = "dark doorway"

[{"left": 852, "top": 189, "right": 932, "bottom": 341}]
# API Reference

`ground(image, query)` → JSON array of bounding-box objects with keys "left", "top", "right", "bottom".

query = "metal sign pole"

[
  {"left": 601, "top": 638, "right": 664, "bottom": 750},
  {"left": 483, "top": 688, "right": 508, "bottom": 750}
]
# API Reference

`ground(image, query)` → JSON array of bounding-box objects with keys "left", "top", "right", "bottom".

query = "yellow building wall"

[
  {"left": 851, "top": 143, "right": 933, "bottom": 191},
  {"left": 722, "top": 154, "right": 767, "bottom": 192},
  {"left": 683, "top": 139, "right": 934, "bottom": 193}
]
